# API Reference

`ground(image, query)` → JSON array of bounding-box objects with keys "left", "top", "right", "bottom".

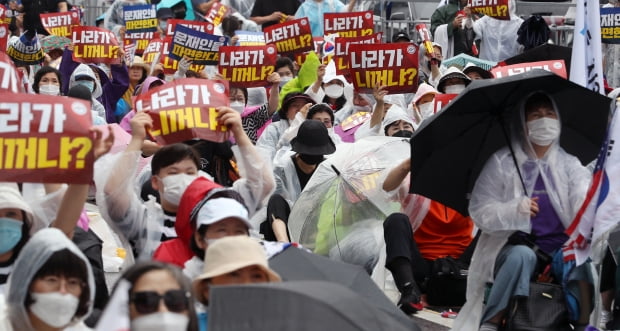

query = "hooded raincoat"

[
  {"left": 451, "top": 95, "right": 591, "bottom": 330},
  {"left": 472, "top": 0, "right": 523, "bottom": 62},
  {"left": 69, "top": 64, "right": 107, "bottom": 125},
  {"left": 1, "top": 228, "right": 95, "bottom": 331}
]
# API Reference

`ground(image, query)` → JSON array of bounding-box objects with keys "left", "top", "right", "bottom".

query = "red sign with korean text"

[
  {"left": 0, "top": 93, "right": 94, "bottom": 184},
  {"left": 0, "top": 23, "right": 8, "bottom": 53},
  {"left": 334, "top": 33, "right": 382, "bottom": 76},
  {"left": 142, "top": 37, "right": 163, "bottom": 65},
  {"left": 491, "top": 60, "right": 567, "bottom": 79},
  {"left": 205, "top": 2, "right": 231, "bottom": 26},
  {"left": 0, "top": 52, "right": 21, "bottom": 93},
  {"left": 433, "top": 94, "right": 457, "bottom": 114},
  {"left": 468, "top": 0, "right": 510, "bottom": 20},
  {"left": 324, "top": 11, "right": 374, "bottom": 38},
  {"left": 0, "top": 5, "right": 8, "bottom": 24},
  {"left": 72, "top": 26, "right": 121, "bottom": 64},
  {"left": 40, "top": 11, "right": 80, "bottom": 37},
  {"left": 264, "top": 17, "right": 313, "bottom": 55},
  {"left": 218, "top": 45, "right": 278, "bottom": 88},
  {"left": 348, "top": 43, "right": 419, "bottom": 94},
  {"left": 134, "top": 79, "right": 229, "bottom": 144},
  {"left": 166, "top": 19, "right": 214, "bottom": 37}
]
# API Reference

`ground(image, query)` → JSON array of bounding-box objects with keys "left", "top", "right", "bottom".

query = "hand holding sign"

[{"left": 90, "top": 125, "right": 115, "bottom": 160}]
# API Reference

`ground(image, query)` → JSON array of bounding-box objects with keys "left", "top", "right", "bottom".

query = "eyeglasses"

[
  {"left": 130, "top": 290, "right": 190, "bottom": 314},
  {"left": 38, "top": 275, "right": 84, "bottom": 293}
]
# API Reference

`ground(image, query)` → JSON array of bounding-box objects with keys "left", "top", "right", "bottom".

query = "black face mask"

[
  {"left": 391, "top": 130, "right": 414, "bottom": 138},
  {"left": 427, "top": 59, "right": 442, "bottom": 71},
  {"left": 298, "top": 154, "right": 324, "bottom": 165},
  {"left": 173, "top": 9, "right": 186, "bottom": 19}
]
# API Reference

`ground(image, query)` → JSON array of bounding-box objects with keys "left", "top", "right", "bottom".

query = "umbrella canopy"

[
  {"left": 502, "top": 43, "right": 572, "bottom": 73},
  {"left": 410, "top": 69, "right": 612, "bottom": 216},
  {"left": 269, "top": 247, "right": 415, "bottom": 328},
  {"left": 442, "top": 53, "right": 497, "bottom": 71},
  {"left": 288, "top": 136, "right": 408, "bottom": 254},
  {"left": 40, "top": 35, "right": 71, "bottom": 53},
  {"left": 208, "top": 280, "right": 420, "bottom": 331}
]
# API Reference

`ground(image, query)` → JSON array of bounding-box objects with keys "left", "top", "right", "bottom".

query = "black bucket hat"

[
  {"left": 291, "top": 120, "right": 336, "bottom": 156},
  {"left": 278, "top": 92, "right": 316, "bottom": 119}
]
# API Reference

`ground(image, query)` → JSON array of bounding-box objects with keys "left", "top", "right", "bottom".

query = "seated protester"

[
  {"left": 305, "top": 61, "right": 353, "bottom": 125},
  {"left": 355, "top": 85, "right": 416, "bottom": 140},
  {"left": 275, "top": 57, "right": 296, "bottom": 88},
  {"left": 102, "top": 261, "right": 197, "bottom": 331},
  {"left": 418, "top": 41, "right": 446, "bottom": 88},
  {"left": 1, "top": 228, "right": 95, "bottom": 331},
  {"left": 66, "top": 64, "right": 109, "bottom": 124},
  {"left": 59, "top": 47, "right": 130, "bottom": 124},
  {"left": 436, "top": 66, "right": 471, "bottom": 94},
  {"left": 256, "top": 92, "right": 316, "bottom": 162},
  {"left": 472, "top": 0, "right": 523, "bottom": 62},
  {"left": 410, "top": 83, "right": 439, "bottom": 127},
  {"left": 193, "top": 236, "right": 281, "bottom": 331},
  {"left": 97, "top": 108, "right": 274, "bottom": 260},
  {"left": 463, "top": 62, "right": 494, "bottom": 81},
  {"left": 261, "top": 120, "right": 336, "bottom": 242},
  {"left": 382, "top": 158, "right": 476, "bottom": 314},
  {"left": 278, "top": 103, "right": 343, "bottom": 151},
  {"left": 227, "top": 73, "right": 281, "bottom": 144},
  {"left": 452, "top": 93, "right": 593, "bottom": 331},
  {"left": 32, "top": 66, "right": 62, "bottom": 96},
  {"left": 333, "top": 92, "right": 375, "bottom": 143}
]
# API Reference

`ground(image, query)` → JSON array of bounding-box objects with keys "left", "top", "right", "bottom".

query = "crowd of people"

[{"left": 1, "top": 0, "right": 620, "bottom": 330}]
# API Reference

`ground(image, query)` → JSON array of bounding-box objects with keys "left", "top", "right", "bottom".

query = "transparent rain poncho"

[
  {"left": 5, "top": 228, "right": 95, "bottom": 330},
  {"left": 452, "top": 93, "right": 591, "bottom": 330}
]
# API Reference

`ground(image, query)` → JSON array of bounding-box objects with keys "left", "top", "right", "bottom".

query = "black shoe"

[{"left": 397, "top": 282, "right": 423, "bottom": 315}]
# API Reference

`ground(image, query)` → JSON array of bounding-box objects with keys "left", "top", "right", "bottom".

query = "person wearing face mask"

[
  {"left": 418, "top": 42, "right": 446, "bottom": 88},
  {"left": 463, "top": 62, "right": 493, "bottom": 81},
  {"left": 453, "top": 92, "right": 593, "bottom": 331},
  {"left": 278, "top": 103, "right": 343, "bottom": 151},
  {"left": 32, "top": 66, "right": 62, "bottom": 96},
  {"left": 97, "top": 107, "right": 274, "bottom": 260},
  {"left": 275, "top": 57, "right": 296, "bottom": 89},
  {"left": 436, "top": 66, "right": 471, "bottom": 95},
  {"left": 1, "top": 228, "right": 95, "bottom": 331},
  {"left": 355, "top": 84, "right": 414, "bottom": 140},
  {"left": 306, "top": 61, "right": 353, "bottom": 125},
  {"left": 156, "top": 7, "right": 174, "bottom": 34},
  {"left": 104, "top": 261, "right": 197, "bottom": 331},
  {"left": 68, "top": 64, "right": 109, "bottom": 123},
  {"left": 261, "top": 120, "right": 336, "bottom": 242},
  {"left": 225, "top": 72, "right": 281, "bottom": 144},
  {"left": 411, "top": 83, "right": 438, "bottom": 126}
]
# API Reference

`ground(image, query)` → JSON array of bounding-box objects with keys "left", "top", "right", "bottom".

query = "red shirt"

[{"left": 413, "top": 201, "right": 473, "bottom": 260}]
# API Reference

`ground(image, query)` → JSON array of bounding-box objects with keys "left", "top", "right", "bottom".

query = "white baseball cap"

[{"left": 196, "top": 198, "right": 252, "bottom": 229}]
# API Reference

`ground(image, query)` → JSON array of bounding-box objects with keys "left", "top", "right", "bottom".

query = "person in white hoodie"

[
  {"left": 69, "top": 64, "right": 107, "bottom": 124},
  {"left": 472, "top": 0, "right": 523, "bottom": 62}
]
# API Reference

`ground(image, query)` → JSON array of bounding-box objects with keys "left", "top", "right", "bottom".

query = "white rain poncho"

[
  {"left": 472, "top": 0, "right": 523, "bottom": 62},
  {"left": 257, "top": 120, "right": 291, "bottom": 163},
  {"left": 69, "top": 64, "right": 107, "bottom": 124},
  {"left": 452, "top": 94, "right": 591, "bottom": 330},
  {"left": 2, "top": 228, "right": 95, "bottom": 331}
]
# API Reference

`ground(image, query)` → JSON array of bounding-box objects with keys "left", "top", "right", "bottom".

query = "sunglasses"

[{"left": 130, "top": 290, "right": 189, "bottom": 314}]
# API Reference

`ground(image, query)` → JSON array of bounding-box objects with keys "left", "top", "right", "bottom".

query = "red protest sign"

[
  {"left": 205, "top": 2, "right": 231, "bottom": 26},
  {"left": 348, "top": 43, "right": 419, "bottom": 94},
  {"left": 142, "top": 37, "right": 163, "bottom": 65},
  {"left": 264, "top": 17, "right": 313, "bottom": 55},
  {"left": 0, "top": 5, "right": 8, "bottom": 24},
  {"left": 433, "top": 94, "right": 457, "bottom": 114},
  {"left": 491, "top": 60, "right": 567, "bottom": 79},
  {"left": 166, "top": 19, "right": 214, "bottom": 37},
  {"left": 324, "top": 11, "right": 374, "bottom": 38},
  {"left": 468, "top": 0, "right": 510, "bottom": 20},
  {"left": 334, "top": 33, "right": 382, "bottom": 75},
  {"left": 159, "top": 36, "right": 206, "bottom": 75},
  {"left": 40, "top": 11, "right": 80, "bottom": 37},
  {"left": 72, "top": 26, "right": 121, "bottom": 64},
  {"left": 0, "top": 23, "right": 8, "bottom": 53},
  {"left": 134, "top": 78, "right": 229, "bottom": 144},
  {"left": 0, "top": 52, "right": 21, "bottom": 93},
  {"left": 0, "top": 93, "right": 94, "bottom": 184},
  {"left": 124, "top": 31, "right": 159, "bottom": 55},
  {"left": 219, "top": 45, "right": 278, "bottom": 88}
]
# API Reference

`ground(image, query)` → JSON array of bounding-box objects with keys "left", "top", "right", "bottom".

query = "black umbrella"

[
  {"left": 409, "top": 69, "right": 612, "bottom": 216},
  {"left": 269, "top": 248, "right": 418, "bottom": 330},
  {"left": 502, "top": 43, "right": 572, "bottom": 73}
]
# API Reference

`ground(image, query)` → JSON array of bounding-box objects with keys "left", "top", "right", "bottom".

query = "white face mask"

[
  {"left": 30, "top": 292, "right": 80, "bottom": 328},
  {"left": 527, "top": 117, "right": 560, "bottom": 146},
  {"left": 279, "top": 76, "right": 293, "bottom": 87},
  {"left": 353, "top": 105, "right": 372, "bottom": 113},
  {"left": 131, "top": 312, "right": 190, "bottom": 331},
  {"left": 444, "top": 84, "right": 466, "bottom": 95},
  {"left": 39, "top": 84, "right": 60, "bottom": 95},
  {"left": 160, "top": 173, "right": 198, "bottom": 206},
  {"left": 418, "top": 102, "right": 434, "bottom": 119},
  {"left": 324, "top": 84, "right": 344, "bottom": 99},
  {"left": 230, "top": 101, "right": 245, "bottom": 113}
]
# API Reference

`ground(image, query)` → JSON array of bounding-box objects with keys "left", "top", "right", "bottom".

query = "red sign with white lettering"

[
  {"left": 468, "top": 0, "right": 510, "bottom": 20},
  {"left": 334, "top": 33, "right": 382, "bottom": 76},
  {"left": 72, "top": 26, "right": 121, "bottom": 64},
  {"left": 263, "top": 17, "right": 313, "bottom": 55},
  {"left": 433, "top": 94, "right": 457, "bottom": 114},
  {"left": 41, "top": 11, "right": 80, "bottom": 37},
  {"left": 324, "top": 11, "right": 374, "bottom": 38},
  {"left": 491, "top": 60, "right": 567, "bottom": 79},
  {"left": 134, "top": 78, "right": 230, "bottom": 144},
  {"left": 218, "top": 45, "right": 278, "bottom": 88},
  {"left": 0, "top": 52, "right": 22, "bottom": 93},
  {"left": 348, "top": 43, "right": 419, "bottom": 94}
]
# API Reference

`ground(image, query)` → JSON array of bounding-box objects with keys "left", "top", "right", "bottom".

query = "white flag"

[
  {"left": 569, "top": 0, "right": 604, "bottom": 95},
  {"left": 95, "top": 279, "right": 131, "bottom": 331}
]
